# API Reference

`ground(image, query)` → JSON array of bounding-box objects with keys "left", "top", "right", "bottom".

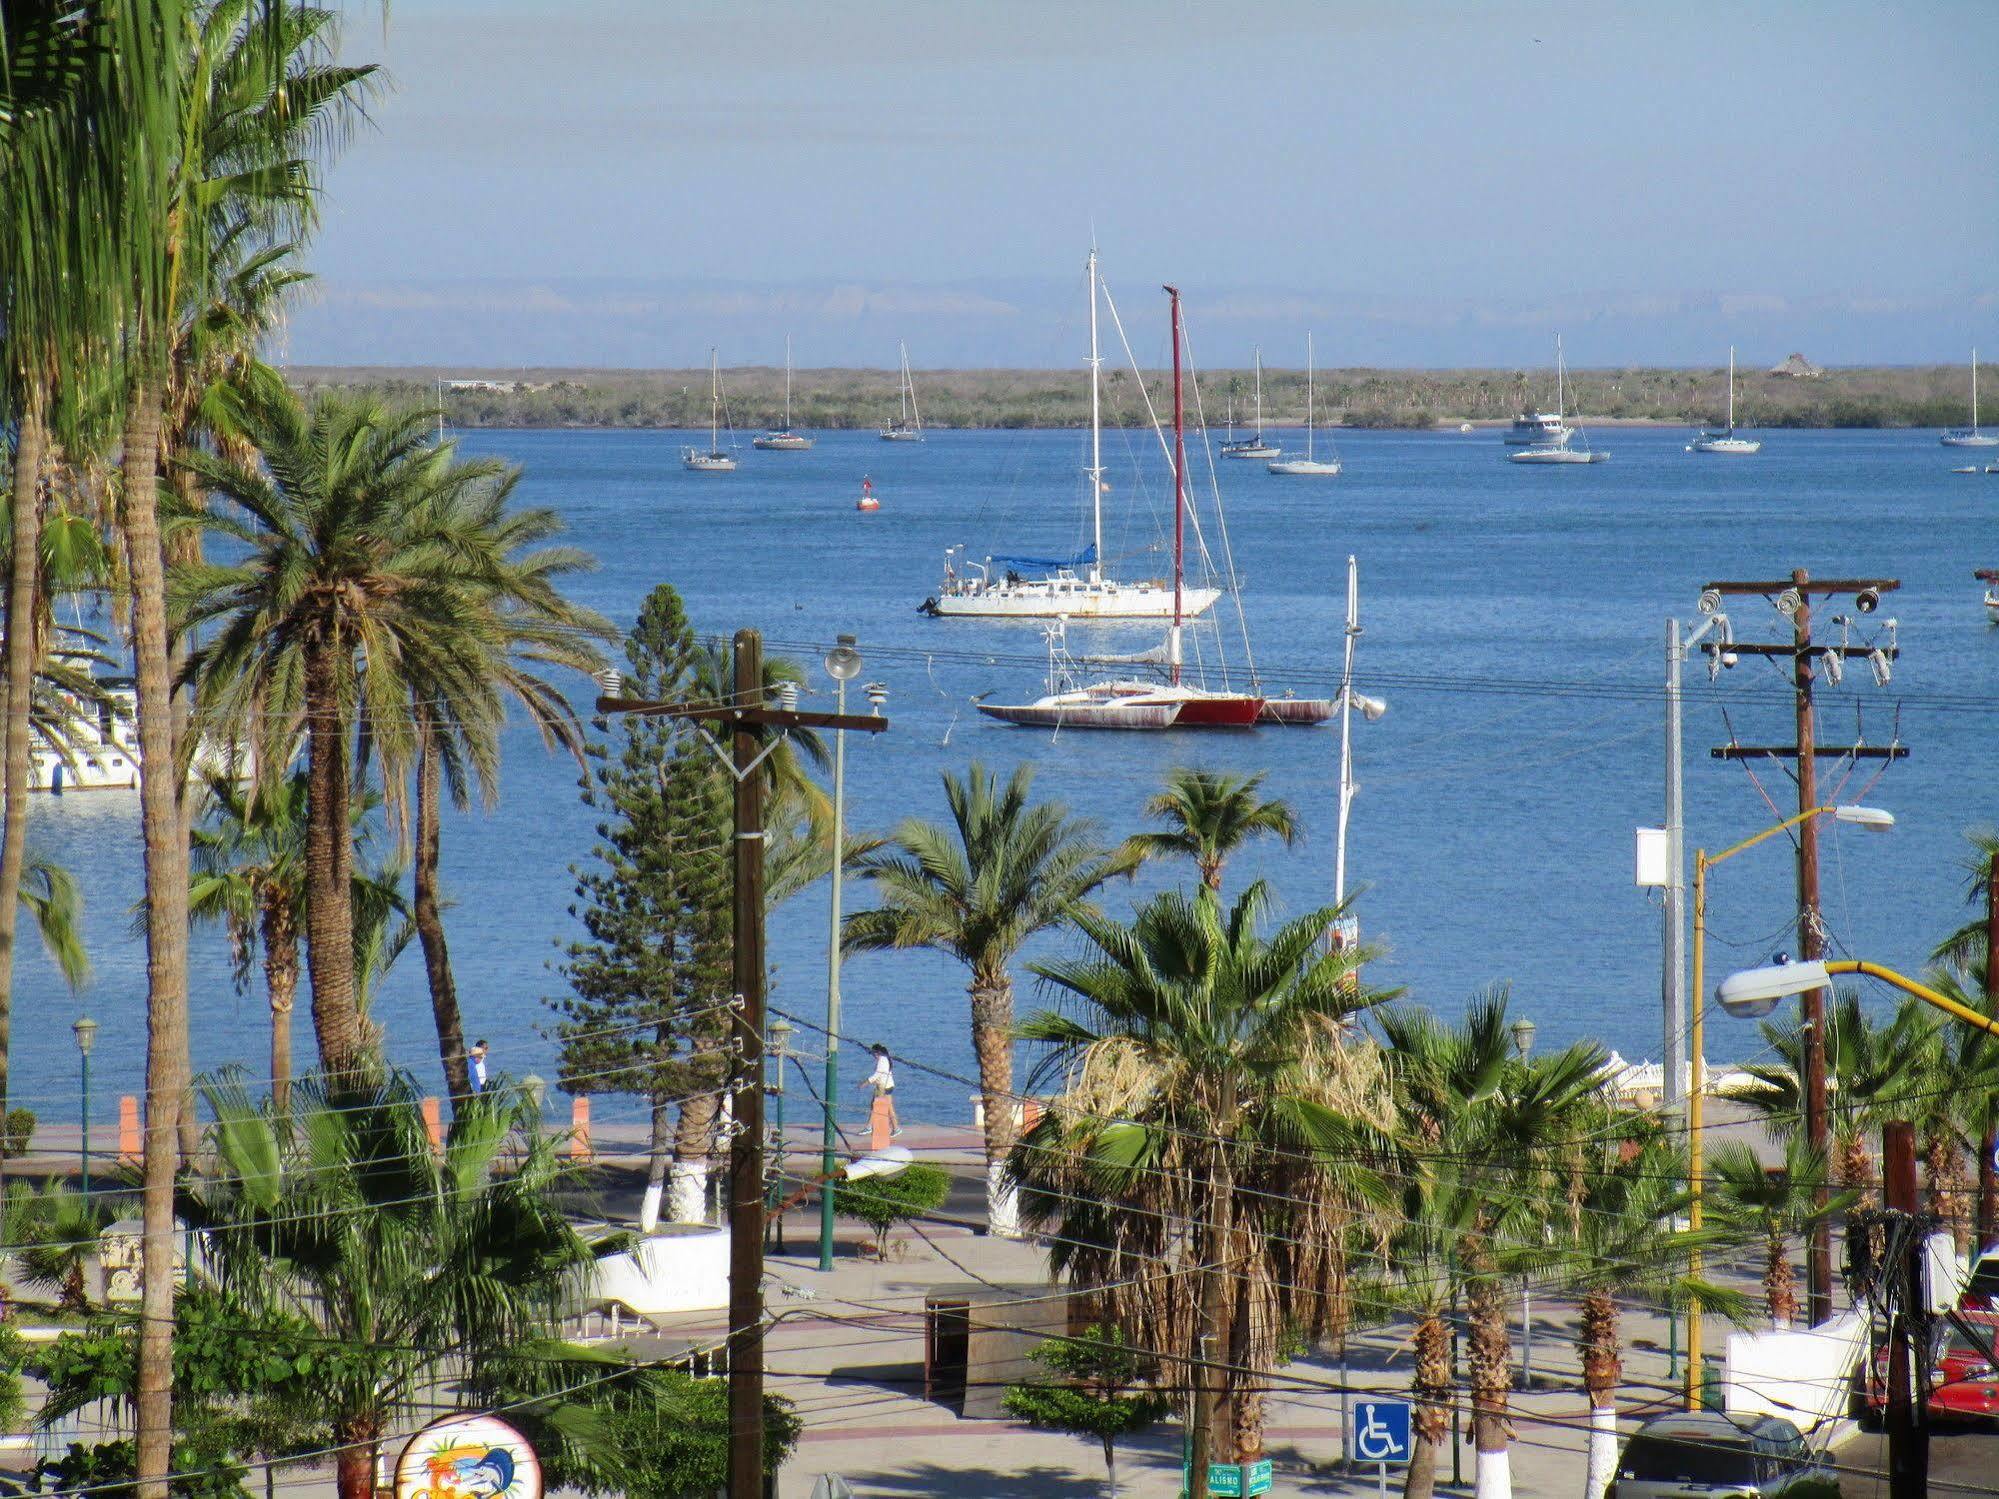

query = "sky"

[{"left": 285, "top": 0, "right": 1999, "bottom": 369}]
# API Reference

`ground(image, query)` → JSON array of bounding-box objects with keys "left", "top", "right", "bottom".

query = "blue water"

[{"left": 17, "top": 425, "right": 1999, "bottom": 1134}]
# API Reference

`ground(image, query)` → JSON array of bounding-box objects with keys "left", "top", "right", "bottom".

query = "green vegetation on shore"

[{"left": 294, "top": 360, "right": 1983, "bottom": 431}]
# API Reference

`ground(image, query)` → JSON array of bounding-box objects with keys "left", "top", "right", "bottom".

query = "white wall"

[{"left": 1723, "top": 1312, "right": 1866, "bottom": 1435}]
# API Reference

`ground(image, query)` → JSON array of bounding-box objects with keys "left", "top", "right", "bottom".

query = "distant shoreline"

[{"left": 290, "top": 362, "right": 1978, "bottom": 433}]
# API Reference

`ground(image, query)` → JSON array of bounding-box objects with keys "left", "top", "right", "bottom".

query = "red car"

[{"left": 1862, "top": 1311, "right": 1999, "bottom": 1426}]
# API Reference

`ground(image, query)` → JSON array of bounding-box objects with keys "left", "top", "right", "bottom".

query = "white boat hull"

[
  {"left": 1688, "top": 436, "right": 1762, "bottom": 454},
  {"left": 752, "top": 433, "right": 813, "bottom": 450},
  {"left": 1509, "top": 445, "right": 1606, "bottom": 464},
  {"left": 978, "top": 699, "right": 1180, "bottom": 730},
  {"left": 682, "top": 450, "right": 737, "bottom": 472},
  {"left": 1221, "top": 444, "right": 1279, "bottom": 459},
  {"left": 1267, "top": 458, "right": 1341, "bottom": 476},
  {"left": 928, "top": 583, "right": 1222, "bottom": 619},
  {"left": 879, "top": 428, "right": 923, "bottom": 442},
  {"left": 1986, "top": 588, "right": 1999, "bottom": 624},
  {"left": 1943, "top": 432, "right": 1999, "bottom": 448}
]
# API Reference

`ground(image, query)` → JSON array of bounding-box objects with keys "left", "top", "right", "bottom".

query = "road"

[{"left": 1842, "top": 1427, "right": 1999, "bottom": 1495}]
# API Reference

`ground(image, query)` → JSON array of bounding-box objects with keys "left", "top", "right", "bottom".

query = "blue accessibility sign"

[{"left": 1350, "top": 1399, "right": 1413, "bottom": 1465}]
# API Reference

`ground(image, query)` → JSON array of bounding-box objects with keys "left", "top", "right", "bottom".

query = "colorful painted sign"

[{"left": 395, "top": 1414, "right": 542, "bottom": 1499}]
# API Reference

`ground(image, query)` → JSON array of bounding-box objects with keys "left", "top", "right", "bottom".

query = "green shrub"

[
  {"left": 4, "top": 1108, "right": 36, "bottom": 1158},
  {"left": 832, "top": 1163, "right": 951, "bottom": 1258}
]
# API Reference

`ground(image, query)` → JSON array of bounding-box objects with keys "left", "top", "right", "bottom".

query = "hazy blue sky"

[{"left": 287, "top": 0, "right": 1999, "bottom": 369}]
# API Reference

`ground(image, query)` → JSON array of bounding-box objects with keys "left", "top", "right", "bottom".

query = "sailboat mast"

[
  {"left": 1305, "top": 332, "right": 1315, "bottom": 462},
  {"left": 1167, "top": 284, "right": 1185, "bottom": 687},
  {"left": 899, "top": 342, "right": 909, "bottom": 425},
  {"left": 1727, "top": 345, "right": 1735, "bottom": 433},
  {"left": 784, "top": 335, "right": 793, "bottom": 429},
  {"left": 1975, "top": 347, "right": 1981, "bottom": 432},
  {"left": 1087, "top": 250, "right": 1104, "bottom": 584},
  {"left": 1254, "top": 345, "right": 1264, "bottom": 435},
  {"left": 1556, "top": 334, "right": 1565, "bottom": 421},
  {"left": 1334, "top": 553, "right": 1359, "bottom": 914},
  {"left": 710, "top": 349, "right": 720, "bottom": 449}
]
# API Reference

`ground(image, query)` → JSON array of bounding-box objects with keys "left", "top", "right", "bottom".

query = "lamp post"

[
  {"left": 1715, "top": 956, "right": 1999, "bottom": 1038},
  {"left": 1686, "top": 802, "right": 1894, "bottom": 1409},
  {"left": 819, "top": 635, "right": 864, "bottom": 1273},
  {"left": 768, "top": 1018, "right": 792, "bottom": 1250},
  {"left": 1510, "top": 1015, "right": 1536, "bottom": 1386},
  {"left": 72, "top": 1016, "right": 97, "bottom": 1195}
]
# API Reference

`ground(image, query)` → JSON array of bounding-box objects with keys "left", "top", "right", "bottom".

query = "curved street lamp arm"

[{"left": 1824, "top": 959, "right": 1999, "bottom": 1041}]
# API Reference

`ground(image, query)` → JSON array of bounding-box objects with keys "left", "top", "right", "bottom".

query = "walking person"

[
  {"left": 470, "top": 1039, "right": 489, "bottom": 1093},
  {"left": 867, "top": 1043, "right": 901, "bottom": 1138}
]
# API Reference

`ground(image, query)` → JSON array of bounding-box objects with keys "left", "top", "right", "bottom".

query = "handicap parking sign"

[{"left": 1350, "top": 1399, "right": 1413, "bottom": 1466}]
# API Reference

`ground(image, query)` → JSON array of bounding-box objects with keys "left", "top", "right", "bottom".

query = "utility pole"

[
  {"left": 1663, "top": 617, "right": 1688, "bottom": 1120},
  {"left": 594, "top": 636, "right": 889, "bottom": 1499},
  {"left": 1702, "top": 569, "right": 1903, "bottom": 1328},
  {"left": 1981, "top": 838, "right": 1999, "bottom": 1246},
  {"left": 1882, "top": 1120, "right": 1928, "bottom": 1499}
]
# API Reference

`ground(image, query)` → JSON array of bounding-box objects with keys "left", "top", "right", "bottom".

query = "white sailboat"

[
  {"left": 1508, "top": 335, "right": 1607, "bottom": 464},
  {"left": 1687, "top": 346, "right": 1762, "bottom": 454},
  {"left": 1942, "top": 349, "right": 1999, "bottom": 447},
  {"left": 1979, "top": 569, "right": 1999, "bottom": 624},
  {"left": 1220, "top": 347, "right": 1280, "bottom": 459},
  {"left": 681, "top": 350, "right": 738, "bottom": 472},
  {"left": 923, "top": 250, "right": 1221, "bottom": 620},
  {"left": 879, "top": 344, "right": 924, "bottom": 441},
  {"left": 1268, "top": 332, "right": 1341, "bottom": 476},
  {"left": 753, "top": 336, "right": 813, "bottom": 450}
]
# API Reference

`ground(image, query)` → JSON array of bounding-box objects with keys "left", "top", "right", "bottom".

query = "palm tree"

[
  {"left": 182, "top": 1071, "right": 602, "bottom": 1499},
  {"left": 1708, "top": 1136, "right": 1851, "bottom": 1328},
  {"left": 1122, "top": 767, "right": 1297, "bottom": 892},
  {"left": 1008, "top": 882, "right": 1393, "bottom": 1491},
  {"left": 1898, "top": 974, "right": 1996, "bottom": 1251},
  {"left": 2, "top": 1180, "right": 112, "bottom": 1312},
  {"left": 846, "top": 762, "right": 1134, "bottom": 1233},
  {"left": 397, "top": 446, "right": 608, "bottom": 1099},
  {"left": 176, "top": 389, "right": 525, "bottom": 1081},
  {"left": 1933, "top": 828, "right": 1999, "bottom": 1243},
  {"left": 1725, "top": 988, "right": 1926, "bottom": 1207},
  {"left": 1378, "top": 993, "right": 1610, "bottom": 1499},
  {"left": 189, "top": 770, "right": 410, "bottom": 1109}
]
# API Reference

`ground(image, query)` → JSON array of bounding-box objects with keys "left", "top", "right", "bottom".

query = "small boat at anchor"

[
  {"left": 1220, "top": 347, "right": 1280, "bottom": 459},
  {"left": 1686, "top": 346, "right": 1761, "bottom": 454},
  {"left": 1508, "top": 335, "right": 1606, "bottom": 464},
  {"left": 682, "top": 350, "right": 738, "bottom": 472},
  {"left": 880, "top": 343, "right": 924, "bottom": 441},
  {"left": 1979, "top": 570, "right": 1999, "bottom": 623},
  {"left": 1267, "top": 332, "right": 1341, "bottom": 477},
  {"left": 1943, "top": 350, "right": 1999, "bottom": 447},
  {"left": 752, "top": 335, "right": 814, "bottom": 450}
]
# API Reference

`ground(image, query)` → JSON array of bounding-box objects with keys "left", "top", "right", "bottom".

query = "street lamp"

[
  {"left": 1685, "top": 802, "right": 1894, "bottom": 1409},
  {"left": 72, "top": 1016, "right": 97, "bottom": 1195},
  {"left": 768, "top": 1018, "right": 793, "bottom": 1251},
  {"left": 1509, "top": 1016, "right": 1536, "bottom": 1060},
  {"left": 819, "top": 635, "right": 864, "bottom": 1274},
  {"left": 1716, "top": 958, "right": 1999, "bottom": 1038}
]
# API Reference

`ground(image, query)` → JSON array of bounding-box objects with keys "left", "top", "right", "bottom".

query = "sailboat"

[
  {"left": 1978, "top": 569, "right": 1999, "bottom": 624},
  {"left": 1220, "top": 348, "right": 1281, "bottom": 459},
  {"left": 753, "top": 336, "right": 813, "bottom": 450},
  {"left": 1508, "top": 336, "right": 1606, "bottom": 464},
  {"left": 682, "top": 350, "right": 738, "bottom": 472},
  {"left": 923, "top": 250, "right": 1221, "bottom": 620},
  {"left": 879, "top": 344, "right": 924, "bottom": 441},
  {"left": 1267, "top": 333, "right": 1341, "bottom": 476},
  {"left": 1687, "top": 346, "right": 1762, "bottom": 454},
  {"left": 1942, "top": 350, "right": 1999, "bottom": 447}
]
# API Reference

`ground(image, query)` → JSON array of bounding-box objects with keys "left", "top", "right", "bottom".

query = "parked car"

[
  {"left": 1609, "top": 1411, "right": 1829, "bottom": 1498},
  {"left": 1861, "top": 1310, "right": 1999, "bottom": 1427}
]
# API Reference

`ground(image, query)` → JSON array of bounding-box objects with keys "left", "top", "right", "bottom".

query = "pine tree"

[{"left": 553, "top": 584, "right": 733, "bottom": 1228}]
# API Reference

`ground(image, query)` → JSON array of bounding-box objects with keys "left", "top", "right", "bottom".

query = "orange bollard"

[
  {"left": 1022, "top": 1099, "right": 1043, "bottom": 1133},
  {"left": 421, "top": 1097, "right": 443, "bottom": 1154},
  {"left": 869, "top": 1095, "right": 894, "bottom": 1153},
  {"left": 569, "top": 1096, "right": 591, "bottom": 1162},
  {"left": 118, "top": 1096, "right": 140, "bottom": 1165}
]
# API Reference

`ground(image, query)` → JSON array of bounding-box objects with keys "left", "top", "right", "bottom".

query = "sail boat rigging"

[
  {"left": 1220, "top": 346, "right": 1280, "bottom": 459},
  {"left": 1942, "top": 349, "right": 1999, "bottom": 448},
  {"left": 753, "top": 336, "right": 814, "bottom": 450},
  {"left": 1268, "top": 332, "right": 1342, "bottom": 476},
  {"left": 924, "top": 249, "right": 1221, "bottom": 620},
  {"left": 879, "top": 344, "right": 924, "bottom": 441},
  {"left": 1687, "top": 345, "right": 1761, "bottom": 454},
  {"left": 682, "top": 349, "right": 738, "bottom": 472},
  {"left": 1508, "top": 334, "right": 1607, "bottom": 464}
]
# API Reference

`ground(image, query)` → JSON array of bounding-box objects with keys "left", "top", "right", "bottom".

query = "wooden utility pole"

[
  {"left": 727, "top": 629, "right": 768, "bottom": 1499},
  {"left": 1703, "top": 570, "right": 1903, "bottom": 1328},
  {"left": 1982, "top": 840, "right": 1999, "bottom": 1246},
  {"left": 594, "top": 636, "right": 889, "bottom": 1499},
  {"left": 1882, "top": 1120, "right": 1928, "bottom": 1499}
]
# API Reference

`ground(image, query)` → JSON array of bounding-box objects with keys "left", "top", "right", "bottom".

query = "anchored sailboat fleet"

[
  {"left": 1508, "top": 335, "right": 1607, "bottom": 464},
  {"left": 1686, "top": 346, "right": 1761, "bottom": 454},
  {"left": 1267, "top": 332, "right": 1341, "bottom": 477},
  {"left": 681, "top": 349, "right": 738, "bottom": 472},
  {"left": 880, "top": 343, "right": 924, "bottom": 441},
  {"left": 1942, "top": 350, "right": 1998, "bottom": 448},
  {"left": 923, "top": 251, "right": 1218, "bottom": 620},
  {"left": 752, "top": 336, "right": 813, "bottom": 450}
]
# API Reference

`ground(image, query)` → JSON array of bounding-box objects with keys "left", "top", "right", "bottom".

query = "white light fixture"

[
  {"left": 843, "top": 1144, "right": 913, "bottom": 1182},
  {"left": 1348, "top": 691, "right": 1388, "bottom": 722},
  {"left": 824, "top": 634, "right": 863, "bottom": 683},
  {"left": 1715, "top": 960, "right": 1832, "bottom": 1019},
  {"left": 1831, "top": 804, "right": 1895, "bottom": 830}
]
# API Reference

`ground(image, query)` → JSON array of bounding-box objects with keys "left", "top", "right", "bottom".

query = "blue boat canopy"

[{"left": 987, "top": 544, "right": 1097, "bottom": 569}]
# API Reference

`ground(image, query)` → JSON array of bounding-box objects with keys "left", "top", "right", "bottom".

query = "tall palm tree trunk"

[
  {"left": 0, "top": 406, "right": 46, "bottom": 1138},
  {"left": 333, "top": 1417, "right": 376, "bottom": 1499},
  {"left": 1189, "top": 1108, "right": 1234, "bottom": 1499},
  {"left": 1577, "top": 1289, "right": 1621, "bottom": 1499},
  {"left": 167, "top": 460, "right": 202, "bottom": 1163},
  {"left": 1404, "top": 1312, "right": 1451, "bottom": 1499},
  {"left": 1465, "top": 1275, "right": 1513, "bottom": 1499},
  {"left": 413, "top": 727, "right": 470, "bottom": 1099},
  {"left": 970, "top": 975, "right": 1019, "bottom": 1235},
  {"left": 260, "top": 899, "right": 297, "bottom": 1113},
  {"left": 670, "top": 1076, "right": 721, "bottom": 1224},
  {"left": 302, "top": 640, "right": 362, "bottom": 1077},
  {"left": 124, "top": 378, "right": 189, "bottom": 1499}
]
